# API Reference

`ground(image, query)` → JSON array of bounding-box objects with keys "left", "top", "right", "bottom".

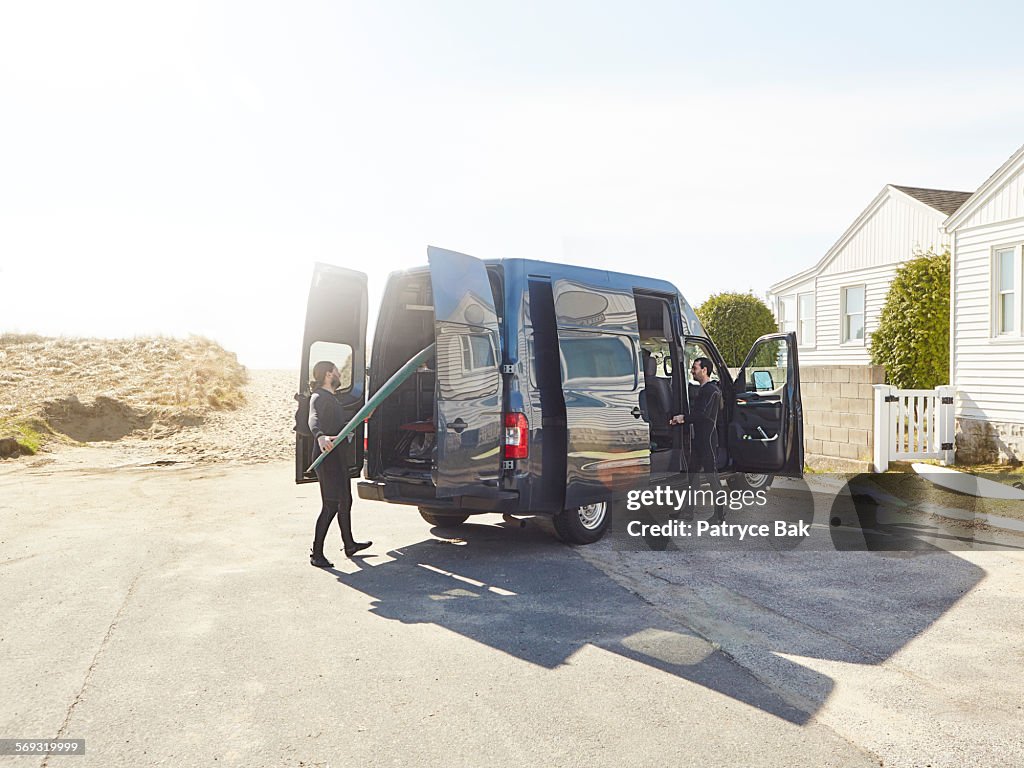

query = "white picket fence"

[{"left": 872, "top": 384, "right": 955, "bottom": 472}]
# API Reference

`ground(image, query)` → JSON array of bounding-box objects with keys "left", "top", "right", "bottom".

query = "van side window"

[{"left": 559, "top": 332, "right": 637, "bottom": 389}]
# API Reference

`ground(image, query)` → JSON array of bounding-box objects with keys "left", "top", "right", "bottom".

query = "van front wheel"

[
  {"left": 553, "top": 501, "right": 610, "bottom": 545},
  {"left": 727, "top": 473, "right": 773, "bottom": 492},
  {"left": 418, "top": 508, "right": 470, "bottom": 528}
]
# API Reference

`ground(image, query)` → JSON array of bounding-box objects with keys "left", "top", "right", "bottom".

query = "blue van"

[{"left": 297, "top": 246, "right": 803, "bottom": 544}]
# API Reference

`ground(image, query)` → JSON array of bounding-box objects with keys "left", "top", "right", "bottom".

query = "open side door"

[
  {"left": 295, "top": 263, "right": 368, "bottom": 484},
  {"left": 728, "top": 332, "right": 803, "bottom": 476},
  {"left": 552, "top": 279, "right": 649, "bottom": 508},
  {"left": 427, "top": 246, "right": 503, "bottom": 498}
]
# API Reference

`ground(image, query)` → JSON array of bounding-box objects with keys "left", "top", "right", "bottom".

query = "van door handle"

[
  {"left": 631, "top": 407, "right": 642, "bottom": 419},
  {"left": 446, "top": 417, "right": 467, "bottom": 433}
]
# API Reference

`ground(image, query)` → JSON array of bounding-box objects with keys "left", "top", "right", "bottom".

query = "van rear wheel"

[
  {"left": 553, "top": 501, "right": 610, "bottom": 545},
  {"left": 418, "top": 508, "right": 470, "bottom": 528}
]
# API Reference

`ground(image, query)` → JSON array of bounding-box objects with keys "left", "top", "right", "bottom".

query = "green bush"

[
  {"left": 869, "top": 250, "right": 949, "bottom": 389},
  {"left": 695, "top": 292, "right": 778, "bottom": 367}
]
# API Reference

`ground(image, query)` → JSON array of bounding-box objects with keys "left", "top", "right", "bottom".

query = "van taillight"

[
  {"left": 504, "top": 413, "right": 529, "bottom": 459},
  {"left": 363, "top": 417, "right": 369, "bottom": 453}
]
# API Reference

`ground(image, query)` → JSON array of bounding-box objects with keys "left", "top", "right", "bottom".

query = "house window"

[
  {"left": 798, "top": 293, "right": 815, "bottom": 347},
  {"left": 994, "top": 247, "right": 1018, "bottom": 335},
  {"left": 778, "top": 295, "right": 796, "bottom": 334},
  {"left": 841, "top": 285, "right": 865, "bottom": 344}
]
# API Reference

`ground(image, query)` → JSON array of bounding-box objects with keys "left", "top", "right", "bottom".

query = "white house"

[
  {"left": 768, "top": 184, "right": 971, "bottom": 365},
  {"left": 944, "top": 143, "right": 1024, "bottom": 463}
]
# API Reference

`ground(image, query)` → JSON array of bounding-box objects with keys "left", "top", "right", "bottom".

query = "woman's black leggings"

[{"left": 312, "top": 449, "right": 353, "bottom": 556}]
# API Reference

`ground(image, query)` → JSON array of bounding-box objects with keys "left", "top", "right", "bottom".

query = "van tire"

[
  {"left": 553, "top": 501, "right": 610, "bottom": 545},
  {"left": 727, "top": 473, "right": 773, "bottom": 492},
  {"left": 418, "top": 508, "right": 470, "bottom": 528}
]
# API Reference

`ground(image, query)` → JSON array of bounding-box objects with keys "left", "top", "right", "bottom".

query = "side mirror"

[
  {"left": 752, "top": 370, "right": 774, "bottom": 392},
  {"left": 663, "top": 355, "right": 673, "bottom": 376}
]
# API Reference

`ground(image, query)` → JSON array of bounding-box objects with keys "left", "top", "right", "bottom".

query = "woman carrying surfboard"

[{"left": 308, "top": 360, "right": 371, "bottom": 568}]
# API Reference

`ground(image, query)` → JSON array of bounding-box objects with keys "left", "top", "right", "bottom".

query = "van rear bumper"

[{"left": 357, "top": 480, "right": 519, "bottom": 513}]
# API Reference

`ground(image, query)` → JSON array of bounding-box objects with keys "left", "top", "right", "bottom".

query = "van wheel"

[
  {"left": 418, "top": 508, "right": 470, "bottom": 528},
  {"left": 727, "top": 473, "right": 773, "bottom": 492},
  {"left": 553, "top": 501, "right": 610, "bottom": 545}
]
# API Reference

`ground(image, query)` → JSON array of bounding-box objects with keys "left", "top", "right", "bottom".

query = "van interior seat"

[{"left": 641, "top": 349, "right": 672, "bottom": 450}]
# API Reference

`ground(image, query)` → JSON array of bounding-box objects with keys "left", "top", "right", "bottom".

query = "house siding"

[
  {"left": 821, "top": 195, "right": 950, "bottom": 275},
  {"left": 948, "top": 152, "right": 1024, "bottom": 462},
  {"left": 770, "top": 188, "right": 950, "bottom": 367},
  {"left": 951, "top": 223, "right": 1024, "bottom": 425}
]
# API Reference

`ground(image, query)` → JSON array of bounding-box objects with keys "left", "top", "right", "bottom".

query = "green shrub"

[
  {"left": 869, "top": 250, "right": 950, "bottom": 389},
  {"left": 695, "top": 292, "right": 778, "bottom": 367}
]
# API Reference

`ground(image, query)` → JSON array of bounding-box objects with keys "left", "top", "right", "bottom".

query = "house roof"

[
  {"left": 944, "top": 142, "right": 1024, "bottom": 231},
  {"left": 768, "top": 183, "right": 962, "bottom": 295},
  {"left": 890, "top": 185, "right": 972, "bottom": 216}
]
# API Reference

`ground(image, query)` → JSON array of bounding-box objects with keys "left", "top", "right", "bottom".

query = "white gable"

[
  {"left": 820, "top": 190, "right": 950, "bottom": 275},
  {"left": 946, "top": 145, "right": 1024, "bottom": 232},
  {"left": 770, "top": 185, "right": 951, "bottom": 295}
]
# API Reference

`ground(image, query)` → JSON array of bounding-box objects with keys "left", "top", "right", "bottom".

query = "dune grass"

[{"left": 0, "top": 334, "right": 248, "bottom": 455}]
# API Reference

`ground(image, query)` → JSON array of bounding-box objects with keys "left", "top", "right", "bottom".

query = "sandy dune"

[{"left": 10, "top": 369, "right": 300, "bottom": 472}]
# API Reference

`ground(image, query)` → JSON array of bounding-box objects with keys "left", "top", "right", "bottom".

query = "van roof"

[{"left": 490, "top": 257, "right": 683, "bottom": 297}]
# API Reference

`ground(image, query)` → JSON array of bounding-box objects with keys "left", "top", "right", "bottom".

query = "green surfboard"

[{"left": 306, "top": 343, "right": 436, "bottom": 474}]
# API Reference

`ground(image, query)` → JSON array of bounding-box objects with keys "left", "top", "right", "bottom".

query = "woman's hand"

[{"left": 317, "top": 435, "right": 335, "bottom": 452}]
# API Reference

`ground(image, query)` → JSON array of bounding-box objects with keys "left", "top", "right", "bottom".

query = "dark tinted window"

[{"left": 560, "top": 333, "right": 636, "bottom": 388}]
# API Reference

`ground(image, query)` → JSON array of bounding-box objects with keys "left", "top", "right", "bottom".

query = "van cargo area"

[{"left": 368, "top": 271, "right": 438, "bottom": 484}]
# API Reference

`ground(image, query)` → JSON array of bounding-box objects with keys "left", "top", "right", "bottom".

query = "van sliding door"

[
  {"left": 427, "top": 247, "right": 504, "bottom": 497},
  {"left": 552, "top": 279, "right": 649, "bottom": 507}
]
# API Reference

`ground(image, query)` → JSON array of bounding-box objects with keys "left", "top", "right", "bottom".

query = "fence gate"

[{"left": 872, "top": 385, "right": 954, "bottom": 472}]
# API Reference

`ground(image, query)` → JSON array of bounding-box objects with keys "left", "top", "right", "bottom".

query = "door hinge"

[
  {"left": 884, "top": 395, "right": 899, "bottom": 403},
  {"left": 941, "top": 396, "right": 954, "bottom": 405},
  {"left": 941, "top": 442, "right": 954, "bottom": 451},
  {"left": 501, "top": 460, "right": 515, "bottom": 470},
  {"left": 501, "top": 364, "right": 515, "bottom": 375}
]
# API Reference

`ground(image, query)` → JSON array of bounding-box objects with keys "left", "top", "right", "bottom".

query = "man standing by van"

[{"left": 669, "top": 357, "right": 725, "bottom": 522}]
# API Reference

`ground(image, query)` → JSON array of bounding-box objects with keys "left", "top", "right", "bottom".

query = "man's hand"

[
  {"left": 669, "top": 414, "right": 686, "bottom": 425},
  {"left": 317, "top": 435, "right": 335, "bottom": 452}
]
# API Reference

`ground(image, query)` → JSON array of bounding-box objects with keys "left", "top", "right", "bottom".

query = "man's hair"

[
  {"left": 693, "top": 357, "right": 714, "bottom": 376},
  {"left": 309, "top": 360, "right": 336, "bottom": 392}
]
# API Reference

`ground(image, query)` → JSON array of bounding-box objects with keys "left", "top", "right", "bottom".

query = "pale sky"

[{"left": 3, "top": 1, "right": 1024, "bottom": 369}]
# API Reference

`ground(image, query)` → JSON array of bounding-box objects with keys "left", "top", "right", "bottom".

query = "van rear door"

[
  {"left": 728, "top": 332, "right": 803, "bottom": 476},
  {"left": 427, "top": 246, "right": 503, "bottom": 497},
  {"left": 296, "top": 263, "right": 368, "bottom": 483},
  {"left": 552, "top": 279, "right": 649, "bottom": 506}
]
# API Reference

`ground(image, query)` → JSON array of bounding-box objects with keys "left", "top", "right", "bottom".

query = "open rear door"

[
  {"left": 296, "top": 263, "right": 368, "bottom": 483},
  {"left": 427, "top": 246, "right": 503, "bottom": 497},
  {"left": 728, "top": 332, "right": 803, "bottom": 476},
  {"left": 552, "top": 279, "right": 649, "bottom": 507}
]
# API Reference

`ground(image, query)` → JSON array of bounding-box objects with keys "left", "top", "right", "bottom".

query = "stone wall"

[
  {"left": 955, "top": 417, "right": 1024, "bottom": 464},
  {"left": 800, "top": 365, "right": 885, "bottom": 470}
]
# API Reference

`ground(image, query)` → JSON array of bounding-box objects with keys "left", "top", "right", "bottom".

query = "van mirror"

[
  {"left": 663, "top": 355, "right": 673, "bottom": 376},
  {"left": 752, "top": 370, "right": 774, "bottom": 392}
]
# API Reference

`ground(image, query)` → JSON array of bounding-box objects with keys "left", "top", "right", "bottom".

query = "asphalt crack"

[{"left": 41, "top": 566, "right": 144, "bottom": 768}]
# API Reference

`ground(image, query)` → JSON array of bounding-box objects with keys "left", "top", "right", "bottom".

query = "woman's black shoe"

[
  {"left": 310, "top": 548, "right": 334, "bottom": 568},
  {"left": 344, "top": 541, "right": 372, "bottom": 558}
]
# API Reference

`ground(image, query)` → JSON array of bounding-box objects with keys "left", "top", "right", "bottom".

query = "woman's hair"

[{"left": 309, "top": 360, "right": 336, "bottom": 392}]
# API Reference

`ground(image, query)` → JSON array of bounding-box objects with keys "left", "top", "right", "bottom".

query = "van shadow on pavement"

[
  {"left": 330, "top": 508, "right": 989, "bottom": 725},
  {"left": 331, "top": 520, "right": 813, "bottom": 724}
]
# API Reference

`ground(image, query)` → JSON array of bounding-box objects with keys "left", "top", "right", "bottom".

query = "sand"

[{"left": 9, "top": 369, "right": 299, "bottom": 471}]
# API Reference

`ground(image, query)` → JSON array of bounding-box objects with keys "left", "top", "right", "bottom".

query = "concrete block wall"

[{"left": 800, "top": 365, "right": 885, "bottom": 470}]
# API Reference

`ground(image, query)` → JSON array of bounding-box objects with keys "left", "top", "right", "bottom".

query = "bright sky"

[{"left": 3, "top": 1, "right": 1024, "bottom": 369}]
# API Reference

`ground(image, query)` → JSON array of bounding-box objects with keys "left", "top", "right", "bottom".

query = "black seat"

[{"left": 641, "top": 350, "right": 672, "bottom": 449}]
